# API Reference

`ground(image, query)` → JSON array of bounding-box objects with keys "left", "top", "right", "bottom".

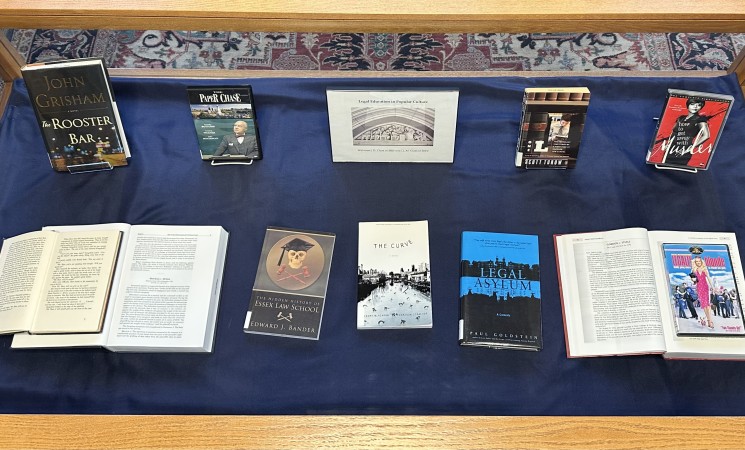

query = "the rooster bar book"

[
  {"left": 21, "top": 58, "right": 130, "bottom": 173},
  {"left": 459, "top": 231, "right": 542, "bottom": 350}
]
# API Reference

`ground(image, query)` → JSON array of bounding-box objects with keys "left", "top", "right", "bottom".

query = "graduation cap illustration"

[{"left": 277, "top": 237, "right": 314, "bottom": 266}]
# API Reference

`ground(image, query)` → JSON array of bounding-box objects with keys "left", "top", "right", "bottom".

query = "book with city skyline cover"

[
  {"left": 21, "top": 58, "right": 130, "bottom": 173},
  {"left": 3, "top": 223, "right": 228, "bottom": 352},
  {"left": 357, "top": 220, "right": 432, "bottom": 329},
  {"left": 555, "top": 228, "right": 745, "bottom": 360},
  {"left": 459, "top": 231, "right": 542, "bottom": 351}
]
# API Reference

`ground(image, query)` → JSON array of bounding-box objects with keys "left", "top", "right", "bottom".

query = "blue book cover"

[{"left": 459, "top": 231, "right": 542, "bottom": 350}]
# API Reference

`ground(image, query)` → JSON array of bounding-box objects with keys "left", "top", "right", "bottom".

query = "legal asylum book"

[
  {"left": 4, "top": 224, "right": 229, "bottom": 352},
  {"left": 515, "top": 87, "right": 590, "bottom": 169},
  {"left": 21, "top": 58, "right": 130, "bottom": 173},
  {"left": 645, "top": 89, "right": 733, "bottom": 172},
  {"left": 459, "top": 232, "right": 542, "bottom": 351},
  {"left": 357, "top": 221, "right": 432, "bottom": 329},
  {"left": 244, "top": 227, "right": 335, "bottom": 340},
  {"left": 187, "top": 85, "right": 263, "bottom": 163},
  {"left": 555, "top": 228, "right": 745, "bottom": 360}
]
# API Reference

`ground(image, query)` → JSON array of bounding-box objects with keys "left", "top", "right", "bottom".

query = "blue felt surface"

[{"left": 1, "top": 74, "right": 744, "bottom": 415}]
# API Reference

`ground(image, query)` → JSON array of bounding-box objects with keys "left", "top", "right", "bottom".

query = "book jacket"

[
  {"left": 662, "top": 243, "right": 745, "bottom": 336},
  {"left": 646, "top": 89, "right": 733, "bottom": 171},
  {"left": 244, "top": 227, "right": 335, "bottom": 340},
  {"left": 357, "top": 221, "right": 432, "bottom": 329},
  {"left": 515, "top": 87, "right": 590, "bottom": 169},
  {"left": 21, "top": 58, "right": 129, "bottom": 173},
  {"left": 187, "top": 86, "right": 262, "bottom": 161},
  {"left": 459, "top": 231, "right": 542, "bottom": 350}
]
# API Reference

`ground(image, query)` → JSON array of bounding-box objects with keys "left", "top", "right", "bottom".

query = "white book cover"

[
  {"left": 357, "top": 221, "right": 432, "bottom": 329},
  {"left": 327, "top": 89, "right": 458, "bottom": 163}
]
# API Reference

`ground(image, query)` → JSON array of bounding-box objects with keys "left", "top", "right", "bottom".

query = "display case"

[{"left": 2, "top": 2, "right": 745, "bottom": 449}]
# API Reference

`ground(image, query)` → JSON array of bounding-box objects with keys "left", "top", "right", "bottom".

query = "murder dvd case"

[
  {"left": 459, "top": 231, "right": 542, "bottom": 350},
  {"left": 515, "top": 87, "right": 590, "bottom": 169},
  {"left": 646, "top": 89, "right": 733, "bottom": 172}
]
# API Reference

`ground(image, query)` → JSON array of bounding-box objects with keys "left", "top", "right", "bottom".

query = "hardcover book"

[
  {"left": 515, "top": 87, "right": 590, "bottom": 169},
  {"left": 459, "top": 232, "right": 542, "bottom": 351},
  {"left": 555, "top": 228, "right": 745, "bottom": 360},
  {"left": 327, "top": 89, "right": 459, "bottom": 163},
  {"left": 244, "top": 227, "right": 335, "bottom": 340},
  {"left": 357, "top": 221, "right": 432, "bottom": 329},
  {"left": 6, "top": 224, "right": 229, "bottom": 353},
  {"left": 21, "top": 58, "right": 130, "bottom": 173},
  {"left": 645, "top": 89, "right": 733, "bottom": 172},
  {"left": 187, "top": 86, "right": 262, "bottom": 163}
]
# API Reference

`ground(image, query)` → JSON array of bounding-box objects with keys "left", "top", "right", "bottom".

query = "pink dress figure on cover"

[
  {"left": 691, "top": 250, "right": 714, "bottom": 330},
  {"left": 695, "top": 268, "right": 710, "bottom": 309}
]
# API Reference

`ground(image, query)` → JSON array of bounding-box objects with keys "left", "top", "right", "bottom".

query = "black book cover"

[
  {"left": 21, "top": 58, "right": 128, "bottom": 173},
  {"left": 244, "top": 227, "right": 335, "bottom": 340},
  {"left": 459, "top": 231, "right": 542, "bottom": 350},
  {"left": 187, "top": 86, "right": 262, "bottom": 161},
  {"left": 515, "top": 87, "right": 590, "bottom": 169}
]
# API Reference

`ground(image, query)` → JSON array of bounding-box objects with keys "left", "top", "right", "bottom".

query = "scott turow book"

[
  {"left": 21, "top": 58, "right": 130, "bottom": 173},
  {"left": 459, "top": 231, "right": 542, "bottom": 350},
  {"left": 515, "top": 87, "right": 590, "bottom": 169}
]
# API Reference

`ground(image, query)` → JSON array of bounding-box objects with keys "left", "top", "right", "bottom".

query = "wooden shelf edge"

[{"left": 1, "top": 415, "right": 745, "bottom": 450}]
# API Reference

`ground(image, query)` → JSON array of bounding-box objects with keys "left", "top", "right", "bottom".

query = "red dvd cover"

[{"left": 646, "top": 89, "right": 734, "bottom": 171}]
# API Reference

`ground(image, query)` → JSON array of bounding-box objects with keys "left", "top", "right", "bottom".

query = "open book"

[
  {"left": 1, "top": 224, "right": 228, "bottom": 352},
  {"left": 555, "top": 228, "right": 745, "bottom": 360}
]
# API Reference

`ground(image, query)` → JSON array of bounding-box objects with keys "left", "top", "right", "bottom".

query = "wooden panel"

[
  {"left": 0, "top": 415, "right": 744, "bottom": 450},
  {"left": 2, "top": 0, "right": 745, "bottom": 32},
  {"left": 0, "top": 35, "right": 23, "bottom": 82}
]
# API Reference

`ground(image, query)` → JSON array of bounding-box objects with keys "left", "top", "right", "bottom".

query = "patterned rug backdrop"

[{"left": 6, "top": 29, "right": 745, "bottom": 71}]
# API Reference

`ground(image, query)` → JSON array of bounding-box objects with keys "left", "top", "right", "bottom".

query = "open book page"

[
  {"left": 104, "top": 225, "right": 228, "bottom": 352},
  {"left": 30, "top": 229, "right": 122, "bottom": 334},
  {"left": 11, "top": 224, "right": 132, "bottom": 348},
  {"left": 0, "top": 230, "right": 57, "bottom": 334},
  {"left": 555, "top": 228, "right": 666, "bottom": 357},
  {"left": 648, "top": 231, "right": 745, "bottom": 359}
]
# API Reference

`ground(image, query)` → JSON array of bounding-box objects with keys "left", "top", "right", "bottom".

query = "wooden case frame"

[{"left": 1, "top": 2, "right": 745, "bottom": 448}]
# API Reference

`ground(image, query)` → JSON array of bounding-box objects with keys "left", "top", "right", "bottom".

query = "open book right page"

[
  {"left": 647, "top": 231, "right": 745, "bottom": 360},
  {"left": 555, "top": 228, "right": 666, "bottom": 357}
]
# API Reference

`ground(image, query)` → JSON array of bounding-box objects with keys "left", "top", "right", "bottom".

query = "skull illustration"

[{"left": 287, "top": 250, "right": 307, "bottom": 269}]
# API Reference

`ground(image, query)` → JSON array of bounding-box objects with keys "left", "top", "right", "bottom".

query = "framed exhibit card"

[{"left": 326, "top": 89, "right": 459, "bottom": 163}]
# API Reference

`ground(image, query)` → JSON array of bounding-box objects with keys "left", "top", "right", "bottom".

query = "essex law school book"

[
  {"left": 244, "top": 227, "right": 335, "bottom": 340},
  {"left": 21, "top": 58, "right": 131, "bottom": 173},
  {"left": 555, "top": 228, "right": 745, "bottom": 360},
  {"left": 459, "top": 232, "right": 542, "bottom": 351},
  {"left": 0, "top": 224, "right": 228, "bottom": 352}
]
